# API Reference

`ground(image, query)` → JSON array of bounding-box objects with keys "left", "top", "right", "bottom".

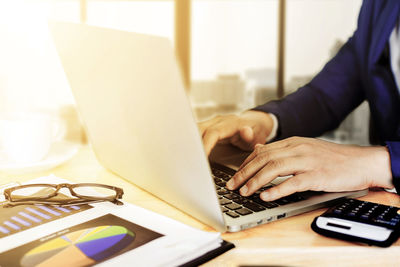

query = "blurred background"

[{"left": 0, "top": 0, "right": 368, "bottom": 146}]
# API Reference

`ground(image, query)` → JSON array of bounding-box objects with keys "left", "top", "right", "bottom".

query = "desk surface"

[{"left": 2, "top": 145, "right": 400, "bottom": 266}]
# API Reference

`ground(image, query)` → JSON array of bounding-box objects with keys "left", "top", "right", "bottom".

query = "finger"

[
  {"left": 230, "top": 132, "right": 254, "bottom": 151},
  {"left": 239, "top": 140, "right": 290, "bottom": 170},
  {"left": 218, "top": 138, "right": 232, "bottom": 145},
  {"left": 239, "top": 144, "right": 264, "bottom": 170},
  {"left": 239, "top": 126, "right": 254, "bottom": 144},
  {"left": 203, "top": 129, "right": 221, "bottom": 156},
  {"left": 228, "top": 147, "right": 283, "bottom": 190},
  {"left": 230, "top": 133, "right": 240, "bottom": 144},
  {"left": 203, "top": 124, "right": 242, "bottom": 155},
  {"left": 198, "top": 117, "right": 219, "bottom": 137},
  {"left": 231, "top": 126, "right": 257, "bottom": 151},
  {"left": 260, "top": 173, "right": 310, "bottom": 201},
  {"left": 227, "top": 150, "right": 272, "bottom": 190},
  {"left": 238, "top": 136, "right": 306, "bottom": 170},
  {"left": 250, "top": 124, "right": 269, "bottom": 145},
  {"left": 202, "top": 121, "right": 248, "bottom": 155},
  {"left": 240, "top": 157, "right": 306, "bottom": 196}
]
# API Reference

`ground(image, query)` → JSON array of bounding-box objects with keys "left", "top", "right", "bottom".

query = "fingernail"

[
  {"left": 226, "top": 179, "right": 234, "bottom": 189},
  {"left": 260, "top": 192, "right": 269, "bottom": 201},
  {"left": 240, "top": 185, "right": 248, "bottom": 195}
]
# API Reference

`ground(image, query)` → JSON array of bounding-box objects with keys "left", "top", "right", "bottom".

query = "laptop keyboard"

[{"left": 212, "top": 167, "right": 312, "bottom": 219}]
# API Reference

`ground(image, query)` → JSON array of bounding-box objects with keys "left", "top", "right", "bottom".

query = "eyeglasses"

[{"left": 3, "top": 183, "right": 124, "bottom": 207}]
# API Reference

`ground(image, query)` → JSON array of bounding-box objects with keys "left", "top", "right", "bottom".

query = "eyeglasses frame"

[{"left": 3, "top": 183, "right": 124, "bottom": 206}]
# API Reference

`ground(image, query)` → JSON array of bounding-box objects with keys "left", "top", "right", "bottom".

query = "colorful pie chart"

[{"left": 20, "top": 225, "right": 135, "bottom": 267}]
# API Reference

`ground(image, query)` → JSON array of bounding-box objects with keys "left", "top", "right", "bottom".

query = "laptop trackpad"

[{"left": 209, "top": 144, "right": 250, "bottom": 170}]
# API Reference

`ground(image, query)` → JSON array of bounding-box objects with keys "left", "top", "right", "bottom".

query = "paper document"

[{"left": 0, "top": 175, "right": 223, "bottom": 267}]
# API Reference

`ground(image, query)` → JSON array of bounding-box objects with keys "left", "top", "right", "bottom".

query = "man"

[{"left": 199, "top": 0, "right": 400, "bottom": 202}]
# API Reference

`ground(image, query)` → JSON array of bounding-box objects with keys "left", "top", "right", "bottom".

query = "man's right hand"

[{"left": 198, "top": 110, "right": 274, "bottom": 156}]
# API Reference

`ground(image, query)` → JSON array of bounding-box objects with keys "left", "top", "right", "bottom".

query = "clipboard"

[{"left": 180, "top": 240, "right": 235, "bottom": 267}]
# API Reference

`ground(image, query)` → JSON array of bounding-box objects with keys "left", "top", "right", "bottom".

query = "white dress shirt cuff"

[{"left": 265, "top": 113, "right": 278, "bottom": 143}]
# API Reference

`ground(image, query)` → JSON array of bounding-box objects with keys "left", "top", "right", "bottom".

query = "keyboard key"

[
  {"left": 262, "top": 202, "right": 280, "bottom": 209},
  {"left": 219, "top": 198, "right": 232, "bottom": 205},
  {"left": 251, "top": 196, "right": 279, "bottom": 209},
  {"left": 225, "top": 193, "right": 241, "bottom": 200},
  {"left": 221, "top": 207, "right": 229, "bottom": 213},
  {"left": 212, "top": 168, "right": 232, "bottom": 180},
  {"left": 225, "top": 203, "right": 242, "bottom": 210},
  {"left": 226, "top": 211, "right": 240, "bottom": 218},
  {"left": 217, "top": 189, "right": 230, "bottom": 195},
  {"left": 215, "top": 180, "right": 226, "bottom": 187},
  {"left": 212, "top": 167, "right": 281, "bottom": 214},
  {"left": 232, "top": 196, "right": 249, "bottom": 205},
  {"left": 275, "top": 197, "right": 291, "bottom": 205},
  {"left": 221, "top": 175, "right": 232, "bottom": 181},
  {"left": 285, "top": 194, "right": 306, "bottom": 202},
  {"left": 243, "top": 202, "right": 266, "bottom": 212},
  {"left": 236, "top": 208, "right": 253, "bottom": 216}
]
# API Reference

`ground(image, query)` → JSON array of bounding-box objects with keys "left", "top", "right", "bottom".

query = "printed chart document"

[{"left": 0, "top": 176, "right": 230, "bottom": 267}]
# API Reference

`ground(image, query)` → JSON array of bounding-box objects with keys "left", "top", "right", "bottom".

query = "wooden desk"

[{"left": 2, "top": 146, "right": 400, "bottom": 266}]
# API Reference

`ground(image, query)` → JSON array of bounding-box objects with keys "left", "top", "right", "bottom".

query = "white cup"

[{"left": 0, "top": 112, "right": 66, "bottom": 163}]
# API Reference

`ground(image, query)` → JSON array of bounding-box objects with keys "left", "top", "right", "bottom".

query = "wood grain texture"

[{"left": 2, "top": 146, "right": 399, "bottom": 266}]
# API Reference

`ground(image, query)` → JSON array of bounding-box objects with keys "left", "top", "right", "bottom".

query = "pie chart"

[{"left": 20, "top": 225, "right": 135, "bottom": 267}]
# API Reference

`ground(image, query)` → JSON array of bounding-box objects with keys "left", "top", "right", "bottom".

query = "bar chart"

[{"left": 0, "top": 203, "right": 92, "bottom": 238}]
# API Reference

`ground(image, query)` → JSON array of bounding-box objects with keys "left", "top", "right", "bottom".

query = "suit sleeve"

[
  {"left": 252, "top": 34, "right": 366, "bottom": 139},
  {"left": 251, "top": 0, "right": 372, "bottom": 140},
  {"left": 387, "top": 142, "right": 400, "bottom": 193}
]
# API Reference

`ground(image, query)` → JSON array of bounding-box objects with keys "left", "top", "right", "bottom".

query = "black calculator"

[{"left": 311, "top": 198, "right": 400, "bottom": 247}]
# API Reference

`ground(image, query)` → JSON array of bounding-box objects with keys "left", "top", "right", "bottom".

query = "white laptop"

[{"left": 49, "top": 22, "right": 367, "bottom": 232}]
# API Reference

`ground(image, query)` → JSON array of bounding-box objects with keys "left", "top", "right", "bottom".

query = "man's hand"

[
  {"left": 198, "top": 110, "right": 274, "bottom": 155},
  {"left": 226, "top": 137, "right": 394, "bottom": 201}
]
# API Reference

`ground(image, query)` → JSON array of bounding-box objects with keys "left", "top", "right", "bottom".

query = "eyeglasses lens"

[
  {"left": 10, "top": 186, "right": 56, "bottom": 200},
  {"left": 72, "top": 185, "right": 117, "bottom": 199}
]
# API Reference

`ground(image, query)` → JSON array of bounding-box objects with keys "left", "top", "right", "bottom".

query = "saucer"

[{"left": 0, "top": 141, "right": 80, "bottom": 174}]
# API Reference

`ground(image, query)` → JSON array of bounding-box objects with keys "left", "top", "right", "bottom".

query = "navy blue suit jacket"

[{"left": 253, "top": 0, "right": 400, "bottom": 193}]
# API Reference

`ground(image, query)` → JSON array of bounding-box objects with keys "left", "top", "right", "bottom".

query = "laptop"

[{"left": 49, "top": 22, "right": 367, "bottom": 232}]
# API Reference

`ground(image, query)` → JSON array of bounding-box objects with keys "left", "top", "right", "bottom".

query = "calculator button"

[
  {"left": 333, "top": 209, "right": 343, "bottom": 215},
  {"left": 347, "top": 212, "right": 356, "bottom": 218},
  {"left": 375, "top": 219, "right": 397, "bottom": 227},
  {"left": 360, "top": 214, "right": 370, "bottom": 220},
  {"left": 391, "top": 218, "right": 400, "bottom": 224}
]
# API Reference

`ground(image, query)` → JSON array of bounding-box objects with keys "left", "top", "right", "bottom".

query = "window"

[
  {"left": 0, "top": 1, "right": 79, "bottom": 112},
  {"left": 87, "top": 1, "right": 174, "bottom": 42},
  {"left": 0, "top": 0, "right": 365, "bottom": 143}
]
